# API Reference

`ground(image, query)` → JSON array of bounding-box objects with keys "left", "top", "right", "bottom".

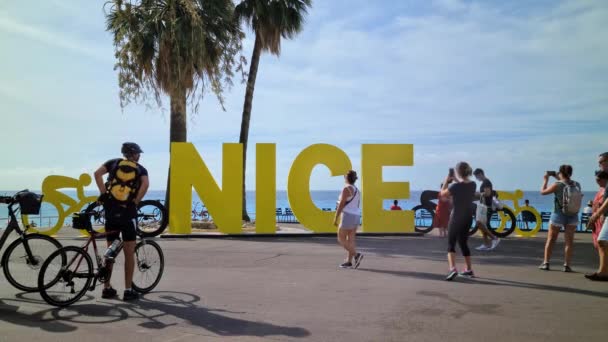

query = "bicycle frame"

[
  {"left": 74, "top": 229, "right": 123, "bottom": 291},
  {"left": 191, "top": 202, "right": 209, "bottom": 221},
  {"left": 495, "top": 190, "right": 542, "bottom": 237},
  {"left": 0, "top": 202, "right": 35, "bottom": 263}
]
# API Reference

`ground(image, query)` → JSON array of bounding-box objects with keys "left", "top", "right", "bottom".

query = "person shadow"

[{"left": 358, "top": 268, "right": 608, "bottom": 299}]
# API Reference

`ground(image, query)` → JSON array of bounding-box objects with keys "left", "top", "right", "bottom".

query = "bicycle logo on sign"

[
  {"left": 413, "top": 189, "right": 541, "bottom": 238},
  {"left": 494, "top": 190, "right": 542, "bottom": 237},
  {"left": 24, "top": 174, "right": 100, "bottom": 236}
]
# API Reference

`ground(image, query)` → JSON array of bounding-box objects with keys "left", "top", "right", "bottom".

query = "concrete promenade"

[{"left": 1, "top": 230, "right": 607, "bottom": 342}]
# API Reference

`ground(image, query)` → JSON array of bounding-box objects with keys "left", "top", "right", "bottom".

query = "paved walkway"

[{"left": 1, "top": 231, "right": 607, "bottom": 342}]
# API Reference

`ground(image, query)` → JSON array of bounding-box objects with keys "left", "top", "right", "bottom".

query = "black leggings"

[{"left": 447, "top": 217, "right": 471, "bottom": 257}]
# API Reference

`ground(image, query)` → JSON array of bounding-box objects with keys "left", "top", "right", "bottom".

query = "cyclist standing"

[{"left": 94, "top": 142, "right": 149, "bottom": 301}]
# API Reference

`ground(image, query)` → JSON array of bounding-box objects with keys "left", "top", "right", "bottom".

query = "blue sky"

[{"left": 0, "top": 0, "right": 606, "bottom": 193}]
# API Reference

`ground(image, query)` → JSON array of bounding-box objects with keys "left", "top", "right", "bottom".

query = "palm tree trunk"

[
  {"left": 166, "top": 87, "right": 188, "bottom": 216},
  {"left": 239, "top": 34, "right": 263, "bottom": 222}
]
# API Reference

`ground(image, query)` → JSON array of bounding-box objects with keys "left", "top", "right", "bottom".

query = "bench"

[{"left": 580, "top": 213, "right": 591, "bottom": 231}]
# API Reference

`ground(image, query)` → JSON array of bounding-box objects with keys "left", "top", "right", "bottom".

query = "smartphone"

[
  {"left": 546, "top": 171, "right": 557, "bottom": 177},
  {"left": 448, "top": 168, "right": 455, "bottom": 178}
]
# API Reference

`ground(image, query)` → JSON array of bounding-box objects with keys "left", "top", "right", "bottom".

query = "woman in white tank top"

[{"left": 334, "top": 170, "right": 363, "bottom": 269}]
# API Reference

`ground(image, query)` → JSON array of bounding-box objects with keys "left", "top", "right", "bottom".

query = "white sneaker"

[
  {"left": 491, "top": 238, "right": 501, "bottom": 250},
  {"left": 475, "top": 245, "right": 489, "bottom": 251}
]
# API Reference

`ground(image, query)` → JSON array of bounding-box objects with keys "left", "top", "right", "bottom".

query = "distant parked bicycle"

[
  {"left": 191, "top": 202, "right": 210, "bottom": 221},
  {"left": 84, "top": 199, "right": 168, "bottom": 237},
  {"left": 38, "top": 210, "right": 164, "bottom": 307},
  {"left": 0, "top": 190, "right": 62, "bottom": 292},
  {"left": 412, "top": 190, "right": 517, "bottom": 237}
]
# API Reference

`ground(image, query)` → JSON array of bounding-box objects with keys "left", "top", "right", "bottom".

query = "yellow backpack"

[{"left": 106, "top": 159, "right": 141, "bottom": 204}]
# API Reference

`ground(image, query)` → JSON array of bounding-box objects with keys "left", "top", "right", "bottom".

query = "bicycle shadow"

[
  {"left": 0, "top": 291, "right": 126, "bottom": 334},
  {"left": 0, "top": 299, "right": 75, "bottom": 333},
  {"left": 126, "top": 291, "right": 311, "bottom": 338},
  {"left": 1, "top": 291, "right": 310, "bottom": 338}
]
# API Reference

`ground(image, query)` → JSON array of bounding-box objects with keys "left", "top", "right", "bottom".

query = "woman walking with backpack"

[{"left": 539, "top": 165, "right": 582, "bottom": 272}]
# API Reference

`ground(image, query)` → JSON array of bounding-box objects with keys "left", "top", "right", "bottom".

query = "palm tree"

[
  {"left": 105, "top": 0, "right": 244, "bottom": 212},
  {"left": 234, "top": 0, "right": 312, "bottom": 222}
]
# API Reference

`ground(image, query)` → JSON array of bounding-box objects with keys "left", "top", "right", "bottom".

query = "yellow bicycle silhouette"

[
  {"left": 495, "top": 190, "right": 542, "bottom": 237},
  {"left": 24, "top": 174, "right": 102, "bottom": 236}
]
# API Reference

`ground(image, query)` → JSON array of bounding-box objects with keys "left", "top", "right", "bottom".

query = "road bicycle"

[
  {"left": 412, "top": 190, "right": 517, "bottom": 237},
  {"left": 37, "top": 211, "right": 164, "bottom": 307},
  {"left": 84, "top": 200, "right": 168, "bottom": 237},
  {"left": 0, "top": 190, "right": 62, "bottom": 292},
  {"left": 191, "top": 202, "right": 210, "bottom": 221}
]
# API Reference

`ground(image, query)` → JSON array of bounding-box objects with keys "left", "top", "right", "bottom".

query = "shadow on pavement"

[
  {"left": 357, "top": 269, "right": 608, "bottom": 299},
  {"left": 0, "top": 292, "right": 123, "bottom": 333},
  {"left": 0, "top": 297, "right": 76, "bottom": 333},
  {"left": 233, "top": 235, "right": 597, "bottom": 269},
  {"left": 129, "top": 291, "right": 310, "bottom": 338},
  {"left": 1, "top": 291, "right": 310, "bottom": 338},
  {"left": 416, "top": 290, "right": 503, "bottom": 318}
]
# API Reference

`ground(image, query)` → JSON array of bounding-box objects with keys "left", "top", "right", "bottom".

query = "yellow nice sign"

[{"left": 169, "top": 143, "right": 414, "bottom": 234}]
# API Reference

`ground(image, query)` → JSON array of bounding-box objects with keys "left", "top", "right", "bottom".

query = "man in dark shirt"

[
  {"left": 94, "top": 142, "right": 150, "bottom": 301},
  {"left": 473, "top": 168, "right": 500, "bottom": 251}
]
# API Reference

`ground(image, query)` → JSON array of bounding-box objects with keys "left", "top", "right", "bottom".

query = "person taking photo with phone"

[
  {"left": 539, "top": 165, "right": 582, "bottom": 272},
  {"left": 441, "top": 162, "right": 476, "bottom": 280}
]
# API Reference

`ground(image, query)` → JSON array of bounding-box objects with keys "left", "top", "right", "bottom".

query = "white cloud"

[{"left": 0, "top": 14, "right": 111, "bottom": 62}]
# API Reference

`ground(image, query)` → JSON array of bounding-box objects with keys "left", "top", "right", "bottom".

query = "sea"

[{"left": 0, "top": 189, "right": 599, "bottom": 226}]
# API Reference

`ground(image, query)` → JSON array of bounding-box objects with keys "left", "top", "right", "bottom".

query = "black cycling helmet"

[{"left": 121, "top": 142, "right": 143, "bottom": 155}]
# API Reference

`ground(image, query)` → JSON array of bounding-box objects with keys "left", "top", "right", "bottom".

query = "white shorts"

[
  {"left": 599, "top": 218, "right": 608, "bottom": 242},
  {"left": 339, "top": 212, "right": 360, "bottom": 230}
]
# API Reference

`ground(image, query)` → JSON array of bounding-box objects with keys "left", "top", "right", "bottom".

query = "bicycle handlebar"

[{"left": 0, "top": 189, "right": 34, "bottom": 205}]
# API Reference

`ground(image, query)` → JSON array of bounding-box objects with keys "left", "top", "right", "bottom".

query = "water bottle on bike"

[{"left": 104, "top": 238, "right": 123, "bottom": 261}]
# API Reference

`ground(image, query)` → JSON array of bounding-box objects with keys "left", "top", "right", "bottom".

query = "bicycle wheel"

[
  {"left": 1, "top": 234, "right": 63, "bottom": 292},
  {"left": 487, "top": 208, "right": 516, "bottom": 238},
  {"left": 38, "top": 246, "right": 94, "bottom": 307},
  {"left": 514, "top": 207, "right": 543, "bottom": 237},
  {"left": 136, "top": 200, "right": 168, "bottom": 237},
  {"left": 132, "top": 239, "right": 164, "bottom": 293},
  {"left": 412, "top": 205, "right": 435, "bottom": 234},
  {"left": 84, "top": 201, "right": 106, "bottom": 233}
]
